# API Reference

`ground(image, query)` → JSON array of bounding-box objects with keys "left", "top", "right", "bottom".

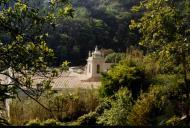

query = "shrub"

[
  {"left": 105, "top": 52, "right": 126, "bottom": 63},
  {"left": 127, "top": 90, "right": 156, "bottom": 126},
  {"left": 97, "top": 88, "right": 133, "bottom": 125},
  {"left": 9, "top": 88, "right": 99, "bottom": 125},
  {"left": 42, "top": 119, "right": 64, "bottom": 126},
  {"left": 99, "top": 59, "right": 149, "bottom": 99},
  {"left": 25, "top": 119, "right": 65, "bottom": 126},
  {"left": 95, "top": 98, "right": 111, "bottom": 115},
  {"left": 76, "top": 112, "right": 99, "bottom": 125},
  {"left": 165, "top": 116, "right": 182, "bottom": 126},
  {"left": 127, "top": 75, "right": 185, "bottom": 126},
  {"left": 0, "top": 118, "right": 10, "bottom": 126},
  {"left": 25, "top": 119, "right": 41, "bottom": 126}
]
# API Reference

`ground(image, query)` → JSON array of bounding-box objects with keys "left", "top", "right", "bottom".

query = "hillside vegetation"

[
  {"left": 0, "top": 0, "right": 190, "bottom": 126},
  {"left": 32, "top": 0, "right": 142, "bottom": 65}
]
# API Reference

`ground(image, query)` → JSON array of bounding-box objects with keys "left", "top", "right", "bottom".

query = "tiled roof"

[
  {"left": 0, "top": 71, "right": 101, "bottom": 90},
  {"left": 51, "top": 72, "right": 100, "bottom": 90},
  {"left": 32, "top": 71, "right": 100, "bottom": 90}
]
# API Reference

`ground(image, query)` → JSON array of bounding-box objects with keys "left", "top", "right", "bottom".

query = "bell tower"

[{"left": 86, "top": 46, "right": 105, "bottom": 79}]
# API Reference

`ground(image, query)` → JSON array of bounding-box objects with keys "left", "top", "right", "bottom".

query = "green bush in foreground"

[
  {"left": 127, "top": 75, "right": 185, "bottom": 126},
  {"left": 99, "top": 59, "right": 149, "bottom": 99},
  {"left": 25, "top": 119, "right": 41, "bottom": 126},
  {"left": 9, "top": 89, "right": 99, "bottom": 125},
  {"left": 97, "top": 88, "right": 133, "bottom": 125},
  {"left": 76, "top": 112, "right": 99, "bottom": 125},
  {"left": 165, "top": 116, "right": 182, "bottom": 126},
  {"left": 25, "top": 119, "right": 65, "bottom": 126}
]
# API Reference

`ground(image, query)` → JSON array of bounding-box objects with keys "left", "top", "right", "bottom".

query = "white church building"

[
  {"left": 0, "top": 46, "right": 113, "bottom": 92},
  {"left": 0, "top": 46, "right": 113, "bottom": 121},
  {"left": 0, "top": 46, "right": 113, "bottom": 91},
  {"left": 83, "top": 46, "right": 112, "bottom": 82}
]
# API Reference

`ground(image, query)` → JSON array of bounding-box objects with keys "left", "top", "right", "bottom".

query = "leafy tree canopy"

[
  {"left": 99, "top": 58, "right": 149, "bottom": 98},
  {"left": 130, "top": 0, "right": 190, "bottom": 124},
  {"left": 0, "top": 0, "right": 73, "bottom": 123}
]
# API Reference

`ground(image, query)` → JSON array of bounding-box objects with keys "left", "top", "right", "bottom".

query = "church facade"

[{"left": 84, "top": 46, "right": 112, "bottom": 82}]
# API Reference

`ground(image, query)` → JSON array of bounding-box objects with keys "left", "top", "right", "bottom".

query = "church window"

[
  {"left": 89, "top": 64, "right": 91, "bottom": 73},
  {"left": 97, "top": 64, "right": 100, "bottom": 73}
]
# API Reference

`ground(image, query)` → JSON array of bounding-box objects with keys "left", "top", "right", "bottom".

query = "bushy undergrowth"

[
  {"left": 127, "top": 75, "right": 186, "bottom": 126},
  {"left": 25, "top": 119, "right": 65, "bottom": 126},
  {"left": 9, "top": 48, "right": 190, "bottom": 126},
  {"left": 9, "top": 88, "right": 99, "bottom": 125},
  {"left": 99, "top": 48, "right": 151, "bottom": 99},
  {"left": 76, "top": 112, "right": 99, "bottom": 125},
  {"left": 105, "top": 52, "right": 126, "bottom": 63},
  {"left": 97, "top": 88, "right": 133, "bottom": 125},
  {"left": 74, "top": 88, "right": 133, "bottom": 126},
  {"left": 95, "top": 48, "right": 188, "bottom": 126}
]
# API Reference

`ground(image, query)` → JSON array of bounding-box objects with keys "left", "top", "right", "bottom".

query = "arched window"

[
  {"left": 89, "top": 64, "right": 91, "bottom": 73},
  {"left": 97, "top": 64, "right": 100, "bottom": 73}
]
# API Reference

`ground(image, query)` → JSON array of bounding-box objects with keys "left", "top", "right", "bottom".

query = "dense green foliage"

[
  {"left": 105, "top": 52, "right": 126, "bottom": 63},
  {"left": 99, "top": 51, "right": 149, "bottom": 98},
  {"left": 130, "top": 0, "right": 190, "bottom": 125},
  {"left": 25, "top": 119, "right": 65, "bottom": 126},
  {"left": 1, "top": 0, "right": 190, "bottom": 126},
  {"left": 42, "top": 0, "right": 142, "bottom": 65},
  {"left": 128, "top": 75, "right": 184, "bottom": 125},
  {"left": 9, "top": 89, "right": 99, "bottom": 125},
  {"left": 76, "top": 111, "right": 98, "bottom": 125},
  {"left": 97, "top": 88, "right": 133, "bottom": 125},
  {"left": 0, "top": 0, "right": 73, "bottom": 124}
]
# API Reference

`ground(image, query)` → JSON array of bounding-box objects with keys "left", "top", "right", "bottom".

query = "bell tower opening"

[
  {"left": 97, "top": 64, "right": 100, "bottom": 74},
  {"left": 89, "top": 64, "right": 91, "bottom": 73}
]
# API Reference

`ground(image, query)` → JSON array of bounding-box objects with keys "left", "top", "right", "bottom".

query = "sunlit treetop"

[{"left": 0, "top": 0, "right": 73, "bottom": 103}]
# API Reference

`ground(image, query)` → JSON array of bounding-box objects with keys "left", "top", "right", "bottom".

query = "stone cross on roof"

[{"left": 95, "top": 45, "right": 98, "bottom": 51}]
